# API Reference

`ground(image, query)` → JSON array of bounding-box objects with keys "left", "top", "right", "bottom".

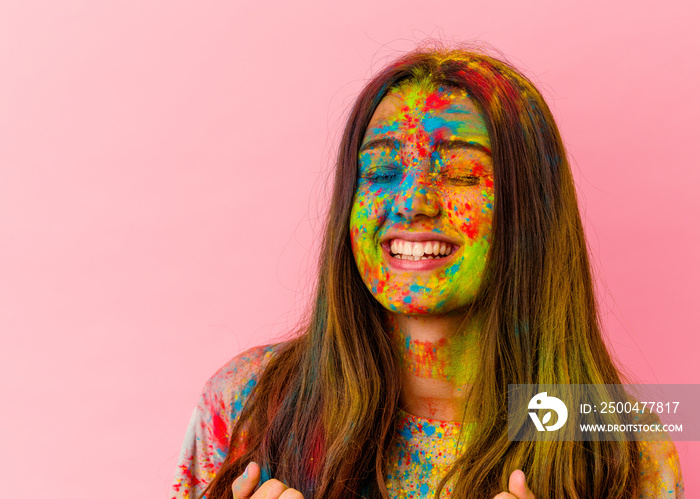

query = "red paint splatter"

[
  {"left": 178, "top": 463, "right": 202, "bottom": 488},
  {"left": 211, "top": 412, "right": 229, "bottom": 451},
  {"left": 425, "top": 92, "right": 451, "bottom": 111}
]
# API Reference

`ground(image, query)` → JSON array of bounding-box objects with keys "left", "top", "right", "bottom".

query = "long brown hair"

[{"left": 203, "top": 46, "right": 640, "bottom": 499}]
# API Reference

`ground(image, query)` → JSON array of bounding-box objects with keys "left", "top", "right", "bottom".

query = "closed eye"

[
  {"left": 360, "top": 167, "right": 401, "bottom": 182},
  {"left": 441, "top": 173, "right": 479, "bottom": 186},
  {"left": 358, "top": 140, "right": 401, "bottom": 183}
]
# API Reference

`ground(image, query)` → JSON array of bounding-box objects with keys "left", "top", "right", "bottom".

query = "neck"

[{"left": 388, "top": 312, "right": 479, "bottom": 422}]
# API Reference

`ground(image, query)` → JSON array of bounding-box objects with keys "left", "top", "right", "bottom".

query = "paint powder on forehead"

[
  {"left": 390, "top": 80, "right": 472, "bottom": 117},
  {"left": 389, "top": 77, "right": 435, "bottom": 108},
  {"left": 451, "top": 118, "right": 489, "bottom": 137},
  {"left": 424, "top": 91, "right": 452, "bottom": 112}
]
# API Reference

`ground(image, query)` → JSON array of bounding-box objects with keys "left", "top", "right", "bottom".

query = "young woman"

[{"left": 171, "top": 47, "right": 684, "bottom": 499}]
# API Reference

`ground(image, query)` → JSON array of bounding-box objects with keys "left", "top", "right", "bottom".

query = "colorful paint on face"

[{"left": 350, "top": 80, "right": 494, "bottom": 315}]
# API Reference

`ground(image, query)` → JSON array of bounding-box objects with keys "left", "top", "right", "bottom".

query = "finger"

[
  {"left": 253, "top": 478, "right": 288, "bottom": 499},
  {"left": 508, "top": 470, "right": 535, "bottom": 499},
  {"left": 278, "top": 488, "right": 304, "bottom": 499},
  {"left": 231, "top": 462, "right": 261, "bottom": 499}
]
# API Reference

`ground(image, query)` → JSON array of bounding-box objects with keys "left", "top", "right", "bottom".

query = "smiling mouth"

[{"left": 389, "top": 239, "right": 455, "bottom": 261}]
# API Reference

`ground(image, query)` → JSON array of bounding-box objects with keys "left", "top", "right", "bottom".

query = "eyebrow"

[
  {"left": 436, "top": 138, "right": 492, "bottom": 156},
  {"left": 441, "top": 109, "right": 473, "bottom": 115},
  {"left": 359, "top": 137, "right": 399, "bottom": 154}
]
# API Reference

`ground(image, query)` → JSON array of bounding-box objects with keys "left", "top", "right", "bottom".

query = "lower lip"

[{"left": 382, "top": 243, "right": 458, "bottom": 271}]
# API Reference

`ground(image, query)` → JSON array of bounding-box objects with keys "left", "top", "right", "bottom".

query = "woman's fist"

[
  {"left": 231, "top": 462, "right": 304, "bottom": 499},
  {"left": 491, "top": 470, "right": 536, "bottom": 499}
]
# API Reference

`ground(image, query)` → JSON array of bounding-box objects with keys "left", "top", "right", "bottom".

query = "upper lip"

[{"left": 379, "top": 230, "right": 461, "bottom": 247}]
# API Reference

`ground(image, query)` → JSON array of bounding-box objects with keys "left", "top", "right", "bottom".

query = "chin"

[
  {"left": 376, "top": 290, "right": 480, "bottom": 316},
  {"left": 379, "top": 298, "right": 449, "bottom": 315}
]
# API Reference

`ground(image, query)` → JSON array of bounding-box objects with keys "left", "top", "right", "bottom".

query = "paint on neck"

[
  {"left": 403, "top": 335, "right": 450, "bottom": 379},
  {"left": 387, "top": 313, "right": 479, "bottom": 383}
]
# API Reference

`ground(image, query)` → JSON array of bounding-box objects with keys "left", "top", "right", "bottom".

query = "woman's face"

[{"left": 349, "top": 81, "right": 494, "bottom": 315}]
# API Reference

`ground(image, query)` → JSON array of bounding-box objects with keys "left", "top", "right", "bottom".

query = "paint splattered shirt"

[
  {"left": 171, "top": 344, "right": 278, "bottom": 499},
  {"left": 171, "top": 344, "right": 685, "bottom": 498},
  {"left": 385, "top": 410, "right": 471, "bottom": 497}
]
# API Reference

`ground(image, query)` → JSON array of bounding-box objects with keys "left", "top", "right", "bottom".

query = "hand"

[
  {"left": 231, "top": 462, "right": 304, "bottom": 499},
  {"left": 492, "top": 470, "right": 535, "bottom": 499}
]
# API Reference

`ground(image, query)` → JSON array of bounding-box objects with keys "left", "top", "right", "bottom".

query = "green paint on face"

[{"left": 350, "top": 81, "right": 494, "bottom": 315}]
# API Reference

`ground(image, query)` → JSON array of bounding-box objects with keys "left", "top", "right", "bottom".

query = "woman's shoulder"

[
  {"left": 637, "top": 439, "right": 685, "bottom": 498},
  {"left": 170, "top": 342, "right": 288, "bottom": 498},
  {"left": 201, "top": 342, "right": 285, "bottom": 412}
]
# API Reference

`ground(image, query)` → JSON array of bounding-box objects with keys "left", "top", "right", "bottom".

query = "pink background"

[{"left": 1, "top": 1, "right": 697, "bottom": 496}]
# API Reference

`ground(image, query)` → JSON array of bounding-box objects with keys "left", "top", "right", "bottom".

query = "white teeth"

[{"left": 389, "top": 239, "right": 455, "bottom": 259}]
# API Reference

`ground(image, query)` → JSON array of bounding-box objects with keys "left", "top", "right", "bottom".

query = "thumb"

[
  {"left": 232, "top": 462, "right": 261, "bottom": 499},
  {"left": 508, "top": 470, "right": 535, "bottom": 499}
]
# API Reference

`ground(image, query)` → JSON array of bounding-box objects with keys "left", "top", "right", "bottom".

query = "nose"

[{"left": 392, "top": 172, "right": 440, "bottom": 220}]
